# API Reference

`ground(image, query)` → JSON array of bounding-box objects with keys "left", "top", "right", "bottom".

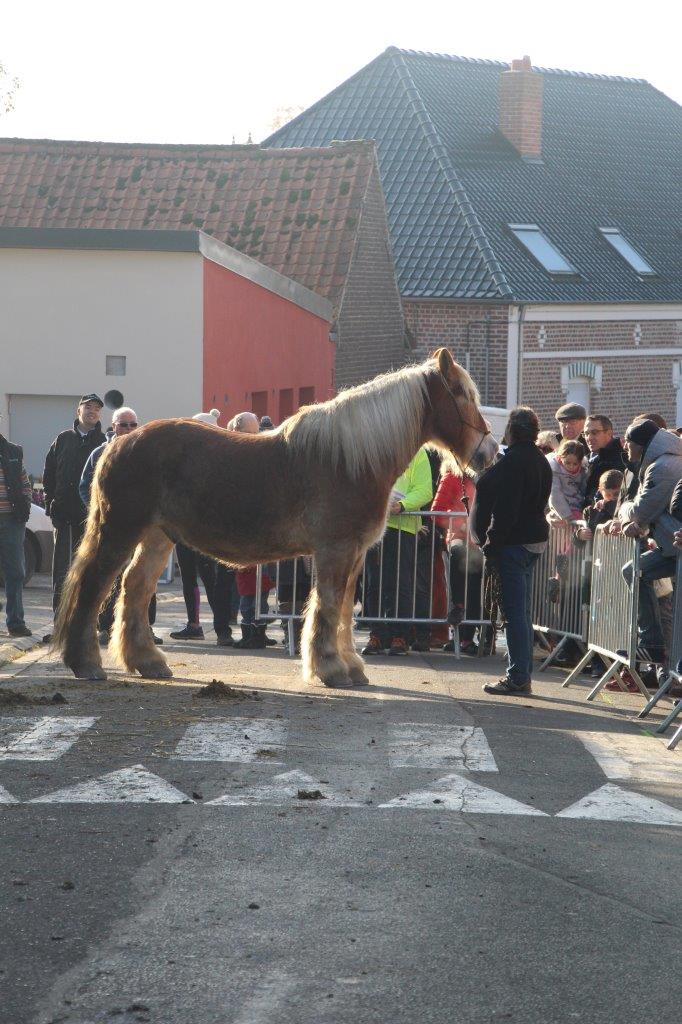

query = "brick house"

[
  {"left": 266, "top": 48, "right": 682, "bottom": 431},
  {"left": 0, "top": 138, "right": 407, "bottom": 394}
]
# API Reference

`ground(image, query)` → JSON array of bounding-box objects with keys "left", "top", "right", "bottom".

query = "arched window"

[{"left": 560, "top": 361, "right": 602, "bottom": 415}]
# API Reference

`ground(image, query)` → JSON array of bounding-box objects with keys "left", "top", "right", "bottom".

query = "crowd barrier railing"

[
  {"left": 531, "top": 519, "right": 591, "bottom": 670},
  {"left": 255, "top": 511, "right": 496, "bottom": 658},
  {"left": 652, "top": 553, "right": 682, "bottom": 749},
  {"left": 562, "top": 528, "right": 652, "bottom": 701}
]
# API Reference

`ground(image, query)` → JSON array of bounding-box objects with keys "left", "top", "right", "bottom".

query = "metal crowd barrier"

[
  {"left": 562, "top": 529, "right": 651, "bottom": 701},
  {"left": 255, "top": 511, "right": 495, "bottom": 658},
  {"left": 531, "top": 520, "right": 591, "bottom": 670},
  {"left": 652, "top": 554, "right": 682, "bottom": 748}
]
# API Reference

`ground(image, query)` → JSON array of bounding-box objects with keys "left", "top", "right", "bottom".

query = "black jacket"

[
  {"left": 0, "top": 435, "right": 31, "bottom": 523},
  {"left": 43, "top": 420, "right": 105, "bottom": 525},
  {"left": 584, "top": 437, "right": 626, "bottom": 505},
  {"left": 471, "top": 440, "right": 552, "bottom": 554}
]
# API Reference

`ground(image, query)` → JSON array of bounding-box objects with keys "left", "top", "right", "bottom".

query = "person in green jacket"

[{"left": 362, "top": 446, "right": 434, "bottom": 655}]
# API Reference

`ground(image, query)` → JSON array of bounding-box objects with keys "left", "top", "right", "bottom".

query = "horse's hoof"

[
  {"left": 137, "top": 662, "right": 173, "bottom": 680},
  {"left": 72, "top": 666, "right": 107, "bottom": 681},
  {"left": 321, "top": 670, "right": 352, "bottom": 689},
  {"left": 350, "top": 671, "right": 370, "bottom": 687}
]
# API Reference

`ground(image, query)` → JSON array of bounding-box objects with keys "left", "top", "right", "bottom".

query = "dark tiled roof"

[
  {"left": 0, "top": 138, "right": 376, "bottom": 303},
  {"left": 265, "top": 47, "right": 682, "bottom": 303}
]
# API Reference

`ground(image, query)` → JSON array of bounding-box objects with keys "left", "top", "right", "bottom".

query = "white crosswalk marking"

[
  {"left": 172, "top": 718, "right": 288, "bottom": 763},
  {"left": 574, "top": 730, "right": 682, "bottom": 783},
  {"left": 379, "top": 773, "right": 547, "bottom": 815},
  {"left": 556, "top": 784, "right": 682, "bottom": 826},
  {"left": 31, "top": 765, "right": 192, "bottom": 804},
  {"left": 388, "top": 724, "right": 498, "bottom": 771},
  {"left": 0, "top": 783, "right": 18, "bottom": 803},
  {"left": 207, "top": 769, "right": 363, "bottom": 807},
  {"left": 0, "top": 716, "right": 98, "bottom": 761}
]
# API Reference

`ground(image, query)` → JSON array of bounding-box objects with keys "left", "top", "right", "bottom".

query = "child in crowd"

[
  {"left": 547, "top": 439, "right": 587, "bottom": 522},
  {"left": 577, "top": 469, "right": 624, "bottom": 542}
]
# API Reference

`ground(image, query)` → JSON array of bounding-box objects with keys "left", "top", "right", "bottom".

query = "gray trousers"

[{"left": 52, "top": 521, "right": 85, "bottom": 615}]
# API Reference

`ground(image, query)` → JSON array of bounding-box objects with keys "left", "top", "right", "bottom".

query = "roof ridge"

[
  {"left": 388, "top": 49, "right": 513, "bottom": 299},
  {"left": 386, "top": 46, "right": 650, "bottom": 85},
  {"left": 0, "top": 137, "right": 375, "bottom": 158}
]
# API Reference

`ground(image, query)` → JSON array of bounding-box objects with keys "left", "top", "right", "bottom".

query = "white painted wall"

[{"left": 0, "top": 247, "right": 204, "bottom": 461}]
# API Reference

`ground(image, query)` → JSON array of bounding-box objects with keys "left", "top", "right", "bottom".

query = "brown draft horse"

[{"left": 54, "top": 348, "right": 498, "bottom": 689}]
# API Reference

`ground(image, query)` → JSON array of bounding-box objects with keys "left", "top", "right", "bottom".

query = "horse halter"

[{"left": 437, "top": 371, "right": 492, "bottom": 474}]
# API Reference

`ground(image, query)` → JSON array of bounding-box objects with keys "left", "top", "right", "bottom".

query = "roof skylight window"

[
  {"left": 599, "top": 228, "right": 655, "bottom": 275},
  {"left": 508, "top": 224, "right": 576, "bottom": 275}
]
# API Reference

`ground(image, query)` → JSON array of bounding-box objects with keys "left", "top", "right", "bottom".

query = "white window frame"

[
  {"left": 599, "top": 228, "right": 656, "bottom": 276},
  {"left": 508, "top": 223, "right": 577, "bottom": 276}
]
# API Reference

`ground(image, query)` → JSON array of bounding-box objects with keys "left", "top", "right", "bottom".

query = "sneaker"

[
  {"left": 361, "top": 633, "right": 385, "bottom": 656},
  {"left": 483, "top": 678, "right": 532, "bottom": 696},
  {"left": 8, "top": 624, "right": 32, "bottom": 638},
  {"left": 389, "top": 637, "right": 409, "bottom": 656},
  {"left": 169, "top": 624, "right": 205, "bottom": 640},
  {"left": 98, "top": 630, "right": 110, "bottom": 647}
]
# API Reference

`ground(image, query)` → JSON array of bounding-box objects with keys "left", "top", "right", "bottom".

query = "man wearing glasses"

[
  {"left": 583, "top": 414, "right": 625, "bottom": 505},
  {"left": 79, "top": 407, "right": 161, "bottom": 645}
]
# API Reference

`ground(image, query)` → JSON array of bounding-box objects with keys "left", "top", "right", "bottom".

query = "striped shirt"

[{"left": 0, "top": 462, "right": 32, "bottom": 515}]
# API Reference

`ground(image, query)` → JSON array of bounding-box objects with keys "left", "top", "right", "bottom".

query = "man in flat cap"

[
  {"left": 555, "top": 402, "right": 586, "bottom": 443},
  {"left": 43, "top": 394, "right": 105, "bottom": 616}
]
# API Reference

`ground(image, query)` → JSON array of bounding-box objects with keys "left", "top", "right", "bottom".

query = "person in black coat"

[
  {"left": 583, "top": 414, "right": 625, "bottom": 505},
  {"left": 471, "top": 407, "right": 552, "bottom": 696},
  {"left": 0, "top": 431, "right": 33, "bottom": 637},
  {"left": 43, "top": 395, "right": 105, "bottom": 615}
]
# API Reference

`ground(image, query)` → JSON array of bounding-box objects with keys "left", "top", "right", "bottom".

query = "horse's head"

[{"left": 426, "top": 348, "right": 499, "bottom": 474}]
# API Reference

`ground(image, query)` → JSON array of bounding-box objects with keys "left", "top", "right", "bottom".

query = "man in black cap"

[
  {"left": 614, "top": 418, "right": 682, "bottom": 665},
  {"left": 555, "top": 402, "right": 586, "bottom": 444},
  {"left": 43, "top": 395, "right": 105, "bottom": 615}
]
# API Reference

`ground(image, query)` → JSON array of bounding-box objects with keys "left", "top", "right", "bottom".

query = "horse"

[{"left": 53, "top": 348, "right": 498, "bottom": 689}]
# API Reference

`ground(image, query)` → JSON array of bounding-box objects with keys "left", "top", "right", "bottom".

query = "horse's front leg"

[
  {"left": 301, "top": 553, "right": 353, "bottom": 689},
  {"left": 111, "top": 527, "right": 174, "bottom": 679},
  {"left": 338, "top": 553, "right": 369, "bottom": 687}
]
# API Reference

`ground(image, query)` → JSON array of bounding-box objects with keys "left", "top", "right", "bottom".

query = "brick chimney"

[{"left": 499, "top": 55, "right": 543, "bottom": 160}]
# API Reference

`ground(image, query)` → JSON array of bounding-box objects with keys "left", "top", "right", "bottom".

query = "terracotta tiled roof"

[{"left": 0, "top": 138, "right": 377, "bottom": 302}]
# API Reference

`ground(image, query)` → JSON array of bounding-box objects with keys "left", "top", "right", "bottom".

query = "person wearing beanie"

[
  {"left": 192, "top": 409, "right": 221, "bottom": 426},
  {"left": 613, "top": 418, "right": 682, "bottom": 668}
]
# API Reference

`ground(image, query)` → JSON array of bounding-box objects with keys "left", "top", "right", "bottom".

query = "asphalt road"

[{"left": 0, "top": 581, "right": 680, "bottom": 1024}]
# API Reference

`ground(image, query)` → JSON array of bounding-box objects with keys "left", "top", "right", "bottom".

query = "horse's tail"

[{"left": 52, "top": 496, "right": 106, "bottom": 656}]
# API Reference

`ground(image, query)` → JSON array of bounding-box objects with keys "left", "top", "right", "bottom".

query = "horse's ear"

[{"left": 432, "top": 347, "right": 456, "bottom": 379}]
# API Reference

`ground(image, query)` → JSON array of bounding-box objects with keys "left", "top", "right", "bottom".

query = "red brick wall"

[
  {"left": 403, "top": 300, "right": 509, "bottom": 407},
  {"left": 522, "top": 318, "right": 681, "bottom": 433}
]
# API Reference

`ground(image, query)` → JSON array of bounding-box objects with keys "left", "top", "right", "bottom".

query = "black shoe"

[
  {"left": 8, "top": 624, "right": 32, "bottom": 638},
  {"left": 442, "top": 639, "right": 456, "bottom": 652},
  {"left": 483, "top": 678, "right": 532, "bottom": 696},
  {"left": 216, "top": 631, "right": 234, "bottom": 647},
  {"left": 169, "top": 624, "right": 205, "bottom": 640},
  {"left": 152, "top": 633, "right": 164, "bottom": 646},
  {"left": 460, "top": 640, "right": 479, "bottom": 657},
  {"left": 263, "top": 635, "right": 277, "bottom": 647}
]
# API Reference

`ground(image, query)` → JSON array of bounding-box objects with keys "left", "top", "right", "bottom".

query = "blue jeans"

[
  {"left": 623, "top": 548, "right": 676, "bottom": 661},
  {"left": 0, "top": 514, "right": 26, "bottom": 630},
  {"left": 497, "top": 545, "right": 540, "bottom": 687}
]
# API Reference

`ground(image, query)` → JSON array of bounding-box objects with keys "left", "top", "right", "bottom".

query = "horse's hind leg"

[
  {"left": 111, "top": 527, "right": 174, "bottom": 679},
  {"left": 54, "top": 507, "right": 136, "bottom": 680},
  {"left": 301, "top": 552, "right": 354, "bottom": 689},
  {"left": 338, "top": 553, "right": 369, "bottom": 687}
]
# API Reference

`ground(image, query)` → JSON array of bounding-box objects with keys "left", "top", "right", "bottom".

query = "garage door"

[{"left": 9, "top": 394, "right": 82, "bottom": 479}]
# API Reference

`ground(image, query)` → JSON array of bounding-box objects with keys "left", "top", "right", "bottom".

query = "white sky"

[{"left": 2, "top": 0, "right": 680, "bottom": 146}]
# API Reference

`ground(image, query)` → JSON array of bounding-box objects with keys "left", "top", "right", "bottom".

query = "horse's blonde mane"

[{"left": 280, "top": 362, "right": 431, "bottom": 479}]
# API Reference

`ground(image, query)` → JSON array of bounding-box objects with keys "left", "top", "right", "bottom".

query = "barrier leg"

[
  {"left": 562, "top": 649, "right": 593, "bottom": 688},
  {"left": 287, "top": 619, "right": 297, "bottom": 659},
  {"left": 586, "top": 660, "right": 622, "bottom": 701},
  {"left": 656, "top": 698, "right": 682, "bottom": 735},
  {"left": 667, "top": 722, "right": 682, "bottom": 750},
  {"left": 540, "top": 634, "right": 568, "bottom": 672},
  {"left": 637, "top": 674, "right": 673, "bottom": 719}
]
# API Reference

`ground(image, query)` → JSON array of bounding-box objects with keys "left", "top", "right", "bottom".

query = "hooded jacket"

[{"left": 619, "top": 429, "right": 682, "bottom": 555}]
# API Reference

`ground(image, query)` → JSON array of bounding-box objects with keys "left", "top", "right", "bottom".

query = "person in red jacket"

[{"left": 432, "top": 465, "right": 490, "bottom": 656}]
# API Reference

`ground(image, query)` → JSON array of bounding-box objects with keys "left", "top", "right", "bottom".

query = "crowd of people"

[{"left": 0, "top": 390, "right": 681, "bottom": 701}]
